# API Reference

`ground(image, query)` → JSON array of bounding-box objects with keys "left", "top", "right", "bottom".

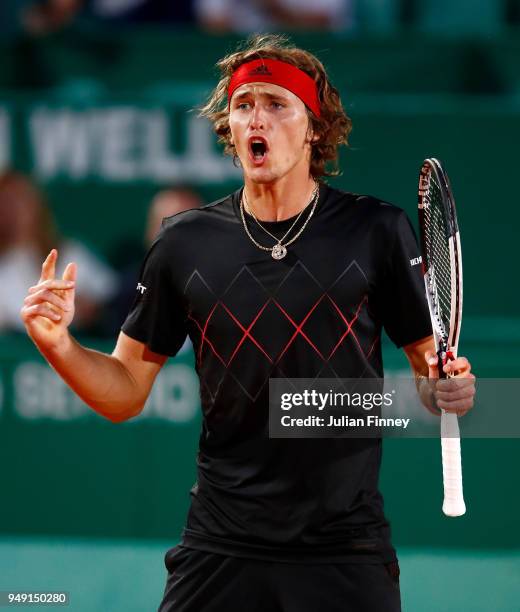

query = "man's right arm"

[{"left": 20, "top": 249, "right": 166, "bottom": 423}]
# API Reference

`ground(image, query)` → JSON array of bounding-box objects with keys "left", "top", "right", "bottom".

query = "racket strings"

[{"left": 423, "top": 174, "right": 452, "bottom": 340}]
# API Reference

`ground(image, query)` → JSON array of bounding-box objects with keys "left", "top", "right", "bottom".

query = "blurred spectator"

[
  {"left": 0, "top": 171, "right": 118, "bottom": 335},
  {"left": 21, "top": 0, "right": 195, "bottom": 36},
  {"left": 145, "top": 188, "right": 202, "bottom": 248},
  {"left": 195, "top": 0, "right": 352, "bottom": 33},
  {"left": 87, "top": 0, "right": 195, "bottom": 24},
  {"left": 109, "top": 186, "right": 202, "bottom": 336},
  {"left": 22, "top": 0, "right": 79, "bottom": 35}
]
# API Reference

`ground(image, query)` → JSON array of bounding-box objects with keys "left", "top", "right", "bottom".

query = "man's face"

[{"left": 228, "top": 82, "right": 313, "bottom": 184}]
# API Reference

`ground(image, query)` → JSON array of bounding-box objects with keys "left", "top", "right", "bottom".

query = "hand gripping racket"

[{"left": 418, "top": 158, "right": 466, "bottom": 517}]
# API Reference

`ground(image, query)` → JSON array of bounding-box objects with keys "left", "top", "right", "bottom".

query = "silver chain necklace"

[
  {"left": 240, "top": 181, "right": 320, "bottom": 260},
  {"left": 243, "top": 189, "right": 311, "bottom": 245}
]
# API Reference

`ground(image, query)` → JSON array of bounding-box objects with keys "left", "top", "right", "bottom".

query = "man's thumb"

[{"left": 425, "top": 350, "right": 439, "bottom": 379}]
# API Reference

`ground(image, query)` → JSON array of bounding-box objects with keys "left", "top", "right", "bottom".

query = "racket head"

[{"left": 418, "top": 158, "right": 463, "bottom": 358}]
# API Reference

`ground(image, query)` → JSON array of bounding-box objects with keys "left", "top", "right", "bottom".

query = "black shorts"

[{"left": 158, "top": 546, "right": 401, "bottom": 612}]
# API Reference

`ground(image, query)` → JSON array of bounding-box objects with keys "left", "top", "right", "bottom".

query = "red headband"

[{"left": 228, "top": 58, "right": 321, "bottom": 117}]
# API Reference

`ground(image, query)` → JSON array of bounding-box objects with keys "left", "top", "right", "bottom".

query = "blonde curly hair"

[{"left": 199, "top": 33, "right": 352, "bottom": 179}]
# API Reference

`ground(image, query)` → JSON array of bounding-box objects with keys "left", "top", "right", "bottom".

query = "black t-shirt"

[{"left": 122, "top": 183, "right": 432, "bottom": 563}]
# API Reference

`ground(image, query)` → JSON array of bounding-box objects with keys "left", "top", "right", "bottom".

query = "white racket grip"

[{"left": 441, "top": 411, "right": 466, "bottom": 516}]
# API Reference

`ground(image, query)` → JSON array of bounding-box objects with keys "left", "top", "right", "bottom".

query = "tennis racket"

[{"left": 418, "top": 158, "right": 466, "bottom": 517}]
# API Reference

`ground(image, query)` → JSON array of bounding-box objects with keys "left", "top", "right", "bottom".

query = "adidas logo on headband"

[{"left": 249, "top": 65, "right": 272, "bottom": 76}]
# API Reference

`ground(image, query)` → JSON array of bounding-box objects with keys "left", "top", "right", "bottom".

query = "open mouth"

[{"left": 248, "top": 137, "right": 268, "bottom": 163}]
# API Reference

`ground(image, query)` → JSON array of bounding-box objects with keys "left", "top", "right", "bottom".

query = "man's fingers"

[
  {"left": 423, "top": 351, "right": 476, "bottom": 417},
  {"left": 23, "top": 303, "right": 62, "bottom": 322},
  {"left": 443, "top": 356, "right": 471, "bottom": 375},
  {"left": 24, "top": 288, "right": 71, "bottom": 312},
  {"left": 435, "top": 373, "right": 476, "bottom": 415},
  {"left": 436, "top": 397, "right": 474, "bottom": 415},
  {"left": 436, "top": 375, "right": 475, "bottom": 393},
  {"left": 28, "top": 279, "right": 75, "bottom": 294},
  {"left": 436, "top": 383, "right": 476, "bottom": 402},
  {"left": 39, "top": 249, "right": 58, "bottom": 282},
  {"left": 62, "top": 262, "right": 77, "bottom": 283}
]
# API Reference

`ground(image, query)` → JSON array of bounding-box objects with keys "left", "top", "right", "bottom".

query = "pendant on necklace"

[{"left": 272, "top": 243, "right": 287, "bottom": 260}]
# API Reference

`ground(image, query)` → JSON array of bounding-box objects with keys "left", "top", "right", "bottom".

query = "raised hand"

[{"left": 20, "top": 249, "right": 76, "bottom": 350}]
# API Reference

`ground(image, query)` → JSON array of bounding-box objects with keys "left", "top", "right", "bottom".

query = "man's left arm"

[{"left": 403, "top": 335, "right": 476, "bottom": 417}]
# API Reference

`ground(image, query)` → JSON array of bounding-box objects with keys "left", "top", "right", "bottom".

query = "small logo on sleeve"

[
  {"left": 410, "top": 256, "right": 422, "bottom": 266},
  {"left": 136, "top": 283, "right": 147, "bottom": 294}
]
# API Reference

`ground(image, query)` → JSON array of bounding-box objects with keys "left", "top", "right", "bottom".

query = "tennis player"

[{"left": 21, "top": 34, "right": 476, "bottom": 612}]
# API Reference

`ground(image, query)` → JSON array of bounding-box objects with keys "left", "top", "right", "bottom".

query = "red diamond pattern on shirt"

[{"left": 185, "top": 261, "right": 378, "bottom": 401}]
